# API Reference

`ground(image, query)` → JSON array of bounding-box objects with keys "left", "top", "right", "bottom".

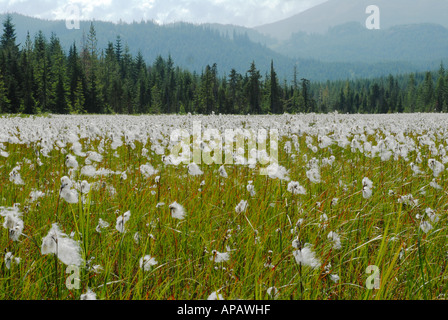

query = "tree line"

[{"left": 0, "top": 15, "right": 447, "bottom": 115}]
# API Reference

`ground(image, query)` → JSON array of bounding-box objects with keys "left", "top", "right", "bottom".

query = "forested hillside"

[
  {"left": 1, "top": 13, "right": 440, "bottom": 82},
  {"left": 1, "top": 15, "right": 447, "bottom": 115}
]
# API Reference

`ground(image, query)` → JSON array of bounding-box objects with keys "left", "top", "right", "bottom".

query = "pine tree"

[
  {"left": 49, "top": 33, "right": 69, "bottom": 113},
  {"left": 406, "top": 73, "right": 417, "bottom": 113},
  {"left": 0, "top": 73, "right": 10, "bottom": 113},
  {"left": 269, "top": 60, "right": 281, "bottom": 114},
  {"left": 115, "top": 35, "right": 122, "bottom": 63},
  {"left": 228, "top": 68, "right": 243, "bottom": 114},
  {"left": 20, "top": 32, "right": 36, "bottom": 114},
  {"left": 150, "top": 82, "right": 163, "bottom": 114},
  {"left": 33, "top": 31, "right": 51, "bottom": 112},
  {"left": 301, "top": 78, "right": 313, "bottom": 112},
  {"left": 445, "top": 71, "right": 448, "bottom": 112},
  {"left": 83, "top": 23, "right": 103, "bottom": 113},
  {"left": 0, "top": 14, "right": 21, "bottom": 113},
  {"left": 0, "top": 14, "right": 18, "bottom": 50},
  {"left": 197, "top": 64, "right": 218, "bottom": 114},
  {"left": 67, "top": 42, "right": 86, "bottom": 113},
  {"left": 435, "top": 63, "right": 446, "bottom": 112},
  {"left": 421, "top": 72, "right": 435, "bottom": 112},
  {"left": 246, "top": 61, "right": 261, "bottom": 114},
  {"left": 72, "top": 78, "right": 85, "bottom": 114},
  {"left": 54, "top": 73, "right": 69, "bottom": 114}
]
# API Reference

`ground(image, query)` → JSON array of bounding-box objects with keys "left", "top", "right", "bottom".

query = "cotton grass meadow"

[{"left": 0, "top": 113, "right": 448, "bottom": 300}]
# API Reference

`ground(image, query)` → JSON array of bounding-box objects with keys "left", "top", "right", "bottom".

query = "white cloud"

[{"left": 0, "top": 0, "right": 328, "bottom": 27}]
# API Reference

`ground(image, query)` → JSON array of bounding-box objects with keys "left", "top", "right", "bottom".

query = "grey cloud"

[{"left": 0, "top": 0, "right": 328, "bottom": 27}]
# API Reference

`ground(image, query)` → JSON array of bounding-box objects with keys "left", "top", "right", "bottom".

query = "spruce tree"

[
  {"left": 246, "top": 61, "right": 261, "bottom": 114},
  {"left": 269, "top": 60, "right": 281, "bottom": 114}
]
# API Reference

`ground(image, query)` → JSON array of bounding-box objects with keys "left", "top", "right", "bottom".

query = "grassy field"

[{"left": 0, "top": 113, "right": 447, "bottom": 300}]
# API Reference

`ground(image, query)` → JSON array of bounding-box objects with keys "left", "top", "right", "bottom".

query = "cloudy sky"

[{"left": 0, "top": 0, "right": 328, "bottom": 27}]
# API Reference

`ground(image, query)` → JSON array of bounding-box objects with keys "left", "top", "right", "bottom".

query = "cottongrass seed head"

[
  {"left": 115, "top": 211, "right": 131, "bottom": 233},
  {"left": 41, "top": 223, "right": 83, "bottom": 266},
  {"left": 1, "top": 206, "right": 24, "bottom": 241},
  {"left": 139, "top": 255, "right": 158, "bottom": 271},
  {"left": 292, "top": 243, "right": 321, "bottom": 269},
  {"left": 80, "top": 288, "right": 97, "bottom": 300},
  {"left": 235, "top": 200, "right": 248, "bottom": 214},
  {"left": 207, "top": 291, "right": 224, "bottom": 300},
  {"left": 210, "top": 250, "right": 230, "bottom": 263},
  {"left": 169, "top": 201, "right": 186, "bottom": 220}
]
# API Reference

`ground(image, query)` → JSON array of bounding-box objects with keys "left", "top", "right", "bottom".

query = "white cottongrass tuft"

[
  {"left": 398, "top": 194, "right": 419, "bottom": 207},
  {"left": 80, "top": 165, "right": 97, "bottom": 177},
  {"left": 29, "top": 190, "right": 45, "bottom": 203},
  {"left": 330, "top": 274, "right": 340, "bottom": 283},
  {"left": 80, "top": 180, "right": 91, "bottom": 194},
  {"left": 60, "top": 176, "right": 79, "bottom": 204},
  {"left": 331, "top": 198, "right": 339, "bottom": 206},
  {"left": 428, "top": 159, "right": 444, "bottom": 178},
  {"left": 410, "top": 162, "right": 423, "bottom": 176},
  {"left": 1, "top": 205, "right": 24, "bottom": 242},
  {"left": 169, "top": 201, "right": 186, "bottom": 220},
  {"left": 95, "top": 218, "right": 110, "bottom": 233},
  {"left": 235, "top": 200, "right": 248, "bottom": 214},
  {"left": 265, "top": 163, "right": 290, "bottom": 181},
  {"left": 41, "top": 223, "right": 83, "bottom": 266},
  {"left": 287, "top": 181, "right": 306, "bottom": 195},
  {"left": 9, "top": 165, "right": 24, "bottom": 185},
  {"left": 425, "top": 208, "right": 439, "bottom": 223},
  {"left": 4, "top": 252, "right": 21, "bottom": 270},
  {"left": 139, "top": 255, "right": 158, "bottom": 271},
  {"left": 362, "top": 177, "right": 373, "bottom": 189},
  {"left": 86, "top": 151, "right": 103, "bottom": 163},
  {"left": 80, "top": 288, "right": 97, "bottom": 300},
  {"left": 65, "top": 154, "right": 78, "bottom": 169},
  {"left": 306, "top": 168, "right": 321, "bottom": 184},
  {"left": 327, "top": 231, "right": 342, "bottom": 249},
  {"left": 362, "top": 177, "right": 373, "bottom": 199},
  {"left": 188, "top": 162, "right": 203, "bottom": 176},
  {"left": 115, "top": 211, "right": 131, "bottom": 233},
  {"left": 218, "top": 165, "right": 228, "bottom": 178},
  {"left": 247, "top": 181, "right": 256, "bottom": 196},
  {"left": 292, "top": 243, "right": 321, "bottom": 269},
  {"left": 429, "top": 179, "right": 443, "bottom": 190},
  {"left": 210, "top": 250, "right": 230, "bottom": 263},
  {"left": 419, "top": 220, "right": 433, "bottom": 234},
  {"left": 140, "top": 163, "right": 158, "bottom": 178},
  {"left": 267, "top": 286, "right": 279, "bottom": 299},
  {"left": 207, "top": 291, "right": 224, "bottom": 300}
]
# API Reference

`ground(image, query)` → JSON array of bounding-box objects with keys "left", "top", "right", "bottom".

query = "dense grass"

[{"left": 0, "top": 114, "right": 447, "bottom": 300}]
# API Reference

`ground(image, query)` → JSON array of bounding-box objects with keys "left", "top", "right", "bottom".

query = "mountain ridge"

[
  {"left": 0, "top": 12, "right": 446, "bottom": 82},
  {"left": 254, "top": 0, "right": 448, "bottom": 40}
]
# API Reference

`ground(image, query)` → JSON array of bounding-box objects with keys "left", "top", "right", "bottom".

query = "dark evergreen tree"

[
  {"left": 33, "top": 31, "right": 50, "bottom": 112},
  {"left": 269, "top": 60, "right": 281, "bottom": 114},
  {"left": 435, "top": 63, "right": 446, "bottom": 112},
  {"left": 0, "top": 14, "right": 21, "bottom": 113},
  {"left": 20, "top": 32, "right": 36, "bottom": 114},
  {"left": 246, "top": 61, "right": 261, "bottom": 114}
]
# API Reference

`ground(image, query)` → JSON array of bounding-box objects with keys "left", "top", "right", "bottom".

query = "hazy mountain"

[
  {"left": 201, "top": 23, "right": 277, "bottom": 47},
  {"left": 0, "top": 13, "right": 443, "bottom": 82},
  {"left": 254, "top": 0, "right": 448, "bottom": 40},
  {"left": 276, "top": 22, "right": 448, "bottom": 63},
  {"left": 1, "top": 13, "right": 291, "bottom": 77}
]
